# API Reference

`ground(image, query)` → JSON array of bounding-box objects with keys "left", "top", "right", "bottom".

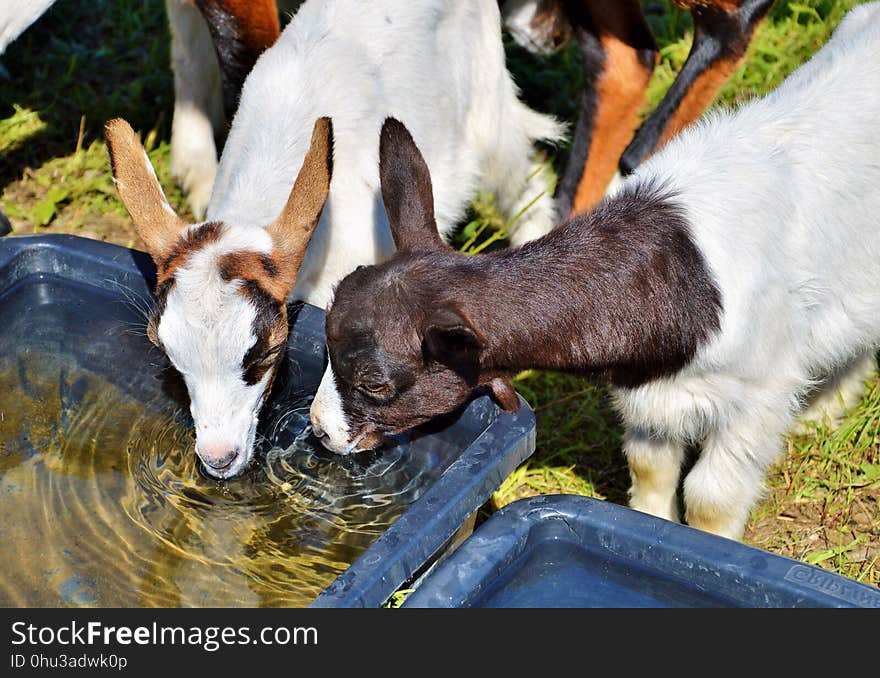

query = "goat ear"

[
  {"left": 105, "top": 118, "right": 187, "bottom": 259},
  {"left": 487, "top": 377, "right": 520, "bottom": 413},
  {"left": 422, "top": 306, "right": 484, "bottom": 382},
  {"left": 266, "top": 116, "right": 334, "bottom": 290},
  {"left": 379, "top": 117, "right": 447, "bottom": 252}
]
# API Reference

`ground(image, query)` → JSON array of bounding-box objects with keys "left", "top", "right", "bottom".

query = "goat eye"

[{"left": 358, "top": 382, "right": 391, "bottom": 398}]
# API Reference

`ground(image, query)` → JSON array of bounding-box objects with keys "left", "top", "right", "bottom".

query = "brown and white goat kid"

[
  {"left": 312, "top": 3, "right": 880, "bottom": 540},
  {"left": 105, "top": 116, "right": 332, "bottom": 479}
]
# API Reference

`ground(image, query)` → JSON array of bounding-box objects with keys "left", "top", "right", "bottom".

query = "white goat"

[
  {"left": 209, "top": 0, "right": 562, "bottom": 309},
  {"left": 108, "top": 0, "right": 562, "bottom": 479},
  {"left": 613, "top": 2, "right": 880, "bottom": 538},
  {"left": 0, "top": 0, "right": 57, "bottom": 53},
  {"left": 164, "top": 0, "right": 304, "bottom": 219}
]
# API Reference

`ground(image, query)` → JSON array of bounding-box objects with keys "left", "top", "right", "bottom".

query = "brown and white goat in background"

[{"left": 171, "top": 0, "right": 775, "bottom": 222}]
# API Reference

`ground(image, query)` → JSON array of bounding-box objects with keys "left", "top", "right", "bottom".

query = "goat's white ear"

[
  {"left": 266, "top": 116, "right": 334, "bottom": 291},
  {"left": 379, "top": 117, "right": 449, "bottom": 252},
  {"left": 105, "top": 118, "right": 186, "bottom": 259}
]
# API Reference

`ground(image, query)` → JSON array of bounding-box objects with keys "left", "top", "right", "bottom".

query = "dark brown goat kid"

[{"left": 310, "top": 116, "right": 721, "bottom": 456}]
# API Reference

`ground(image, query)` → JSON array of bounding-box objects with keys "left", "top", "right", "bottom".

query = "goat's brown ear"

[
  {"left": 105, "top": 118, "right": 187, "bottom": 259},
  {"left": 266, "top": 116, "right": 334, "bottom": 291},
  {"left": 379, "top": 117, "right": 448, "bottom": 252},
  {"left": 487, "top": 377, "right": 520, "bottom": 413},
  {"left": 422, "top": 306, "right": 484, "bottom": 383}
]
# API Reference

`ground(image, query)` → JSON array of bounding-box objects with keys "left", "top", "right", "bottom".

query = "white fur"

[
  {"left": 156, "top": 224, "right": 275, "bottom": 478},
  {"left": 612, "top": 3, "right": 880, "bottom": 539},
  {"left": 0, "top": 0, "right": 57, "bottom": 53},
  {"left": 499, "top": 0, "right": 557, "bottom": 55},
  {"left": 310, "top": 364, "right": 352, "bottom": 451},
  {"left": 209, "top": 0, "right": 563, "bottom": 310},
  {"left": 165, "top": 0, "right": 224, "bottom": 220}
]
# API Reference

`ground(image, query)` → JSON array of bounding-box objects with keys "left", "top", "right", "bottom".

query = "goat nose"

[{"left": 197, "top": 445, "right": 239, "bottom": 470}]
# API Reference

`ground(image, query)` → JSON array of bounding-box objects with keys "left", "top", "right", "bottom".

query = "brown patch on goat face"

[
  {"left": 217, "top": 250, "right": 291, "bottom": 304},
  {"left": 234, "top": 278, "right": 288, "bottom": 388},
  {"left": 214, "top": 253, "right": 291, "bottom": 389}
]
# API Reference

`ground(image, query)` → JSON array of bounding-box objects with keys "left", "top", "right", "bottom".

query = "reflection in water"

[{"left": 0, "top": 352, "right": 446, "bottom": 607}]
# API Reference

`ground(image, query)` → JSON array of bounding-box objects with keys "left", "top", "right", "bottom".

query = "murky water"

[{"left": 0, "top": 277, "right": 456, "bottom": 607}]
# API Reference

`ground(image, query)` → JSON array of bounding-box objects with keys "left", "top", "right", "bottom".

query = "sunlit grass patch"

[
  {"left": 746, "top": 375, "right": 880, "bottom": 585},
  {"left": 2, "top": 133, "right": 190, "bottom": 246},
  {"left": 644, "top": 0, "right": 867, "bottom": 111},
  {"left": 492, "top": 371, "right": 628, "bottom": 509},
  {"left": 0, "top": 106, "right": 47, "bottom": 157}
]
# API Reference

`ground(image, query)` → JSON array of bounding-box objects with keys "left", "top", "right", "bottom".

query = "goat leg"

[
  {"left": 555, "top": 0, "right": 657, "bottom": 217},
  {"left": 194, "top": 0, "right": 281, "bottom": 122}
]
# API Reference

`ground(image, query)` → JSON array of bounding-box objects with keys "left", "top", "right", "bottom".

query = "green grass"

[
  {"left": 0, "top": 0, "right": 192, "bottom": 245},
  {"left": 1, "top": 0, "right": 877, "bottom": 588}
]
